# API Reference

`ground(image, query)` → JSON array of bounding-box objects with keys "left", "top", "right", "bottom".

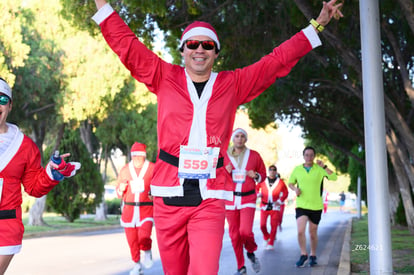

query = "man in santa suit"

[
  {"left": 91, "top": 1, "right": 343, "bottom": 273},
  {"left": 116, "top": 142, "right": 155, "bottom": 275},
  {"left": 225, "top": 128, "right": 266, "bottom": 275},
  {"left": 256, "top": 165, "right": 288, "bottom": 250},
  {"left": 0, "top": 78, "right": 80, "bottom": 274}
]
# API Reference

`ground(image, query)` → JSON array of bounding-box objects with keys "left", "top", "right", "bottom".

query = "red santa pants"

[
  {"left": 124, "top": 221, "right": 153, "bottom": 263},
  {"left": 153, "top": 197, "right": 225, "bottom": 275},
  {"left": 225, "top": 207, "right": 257, "bottom": 269},
  {"left": 260, "top": 210, "right": 281, "bottom": 245}
]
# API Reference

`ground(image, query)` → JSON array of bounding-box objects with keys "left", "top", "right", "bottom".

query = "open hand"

[{"left": 316, "top": 0, "right": 344, "bottom": 26}]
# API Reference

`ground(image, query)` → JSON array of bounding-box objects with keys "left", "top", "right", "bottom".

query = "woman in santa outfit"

[
  {"left": 91, "top": 1, "right": 343, "bottom": 273},
  {"left": 0, "top": 78, "right": 80, "bottom": 275},
  {"left": 225, "top": 128, "right": 266, "bottom": 275},
  {"left": 256, "top": 165, "right": 288, "bottom": 250},
  {"left": 116, "top": 142, "right": 155, "bottom": 275}
]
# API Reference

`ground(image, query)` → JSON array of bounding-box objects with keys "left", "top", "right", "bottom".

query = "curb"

[{"left": 337, "top": 217, "right": 352, "bottom": 275}]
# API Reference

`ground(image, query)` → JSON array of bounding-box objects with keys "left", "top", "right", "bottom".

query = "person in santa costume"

[
  {"left": 225, "top": 128, "right": 266, "bottom": 275},
  {"left": 0, "top": 78, "right": 81, "bottom": 275},
  {"left": 91, "top": 1, "right": 343, "bottom": 274},
  {"left": 256, "top": 165, "right": 288, "bottom": 251},
  {"left": 116, "top": 142, "right": 155, "bottom": 275}
]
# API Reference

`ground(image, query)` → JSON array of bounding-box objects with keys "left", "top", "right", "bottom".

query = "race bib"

[
  {"left": 130, "top": 178, "right": 145, "bottom": 194},
  {"left": 232, "top": 170, "right": 246, "bottom": 184},
  {"left": 178, "top": 146, "right": 219, "bottom": 179}
]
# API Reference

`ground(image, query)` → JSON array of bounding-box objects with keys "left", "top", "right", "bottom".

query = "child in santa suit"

[
  {"left": 116, "top": 142, "right": 154, "bottom": 275},
  {"left": 256, "top": 165, "right": 288, "bottom": 250}
]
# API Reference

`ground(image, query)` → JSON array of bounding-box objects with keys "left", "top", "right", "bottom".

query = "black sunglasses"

[
  {"left": 185, "top": 40, "right": 216, "bottom": 51},
  {"left": 269, "top": 169, "right": 277, "bottom": 171},
  {"left": 0, "top": 94, "right": 10, "bottom": 105}
]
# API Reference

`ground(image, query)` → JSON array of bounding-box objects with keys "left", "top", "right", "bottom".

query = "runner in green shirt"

[{"left": 288, "top": 146, "right": 337, "bottom": 268}]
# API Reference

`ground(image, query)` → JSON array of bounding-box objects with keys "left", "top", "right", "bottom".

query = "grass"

[
  {"left": 23, "top": 213, "right": 120, "bottom": 236},
  {"left": 351, "top": 215, "right": 414, "bottom": 274}
]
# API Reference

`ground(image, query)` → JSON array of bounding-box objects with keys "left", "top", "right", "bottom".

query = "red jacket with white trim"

[
  {"left": 257, "top": 177, "right": 288, "bottom": 211},
  {"left": 99, "top": 11, "right": 313, "bottom": 200}
]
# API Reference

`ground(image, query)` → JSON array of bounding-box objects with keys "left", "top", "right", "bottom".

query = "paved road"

[{"left": 7, "top": 208, "right": 353, "bottom": 275}]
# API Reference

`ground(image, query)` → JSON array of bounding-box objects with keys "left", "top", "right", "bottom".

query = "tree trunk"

[
  {"left": 95, "top": 201, "right": 107, "bottom": 221},
  {"left": 95, "top": 145, "right": 108, "bottom": 221},
  {"left": 387, "top": 176, "right": 400, "bottom": 226},
  {"left": 386, "top": 134, "right": 414, "bottom": 233},
  {"left": 27, "top": 196, "right": 47, "bottom": 226},
  {"left": 28, "top": 123, "right": 65, "bottom": 227},
  {"left": 109, "top": 154, "right": 119, "bottom": 179},
  {"left": 80, "top": 120, "right": 94, "bottom": 154},
  {"left": 389, "top": 129, "right": 414, "bottom": 193}
]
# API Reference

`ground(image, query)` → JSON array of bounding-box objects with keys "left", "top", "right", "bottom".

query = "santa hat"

[
  {"left": 231, "top": 128, "right": 248, "bottom": 141},
  {"left": 131, "top": 142, "right": 146, "bottom": 157},
  {"left": 0, "top": 78, "right": 12, "bottom": 99},
  {"left": 179, "top": 21, "right": 220, "bottom": 51}
]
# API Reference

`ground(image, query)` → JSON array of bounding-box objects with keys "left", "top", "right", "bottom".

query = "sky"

[{"left": 274, "top": 121, "right": 305, "bottom": 178}]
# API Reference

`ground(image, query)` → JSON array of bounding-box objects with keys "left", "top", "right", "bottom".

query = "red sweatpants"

[
  {"left": 225, "top": 207, "right": 257, "bottom": 269},
  {"left": 124, "top": 221, "right": 153, "bottom": 263},
  {"left": 260, "top": 210, "right": 281, "bottom": 245},
  {"left": 153, "top": 197, "right": 225, "bottom": 275}
]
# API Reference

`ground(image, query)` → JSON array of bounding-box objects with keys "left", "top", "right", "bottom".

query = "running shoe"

[
  {"left": 234, "top": 266, "right": 247, "bottom": 275},
  {"left": 141, "top": 250, "right": 153, "bottom": 269},
  {"left": 246, "top": 252, "right": 261, "bottom": 273},
  {"left": 295, "top": 254, "right": 308, "bottom": 267},
  {"left": 309, "top": 255, "right": 318, "bottom": 267},
  {"left": 129, "top": 263, "right": 143, "bottom": 275}
]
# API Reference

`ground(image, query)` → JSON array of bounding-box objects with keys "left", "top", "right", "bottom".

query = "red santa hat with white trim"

[
  {"left": 231, "top": 128, "right": 248, "bottom": 141},
  {"left": 130, "top": 142, "right": 146, "bottom": 157},
  {"left": 179, "top": 21, "right": 221, "bottom": 51},
  {"left": 0, "top": 78, "right": 12, "bottom": 99}
]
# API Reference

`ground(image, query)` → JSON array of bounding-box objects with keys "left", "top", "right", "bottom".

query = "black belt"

[
  {"left": 234, "top": 190, "right": 256, "bottom": 196},
  {"left": 124, "top": 202, "right": 153, "bottom": 206},
  {"left": 0, "top": 209, "right": 16, "bottom": 220},
  {"left": 159, "top": 149, "right": 224, "bottom": 168}
]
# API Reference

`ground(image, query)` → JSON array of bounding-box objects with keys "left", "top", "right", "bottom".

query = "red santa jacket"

[
  {"left": 225, "top": 149, "right": 266, "bottom": 210},
  {"left": 96, "top": 8, "right": 316, "bottom": 201},
  {"left": 116, "top": 160, "right": 154, "bottom": 227},
  {"left": 0, "top": 124, "right": 59, "bottom": 251},
  {"left": 256, "top": 177, "right": 288, "bottom": 211}
]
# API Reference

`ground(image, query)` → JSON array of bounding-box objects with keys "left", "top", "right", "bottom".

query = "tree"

[
  {"left": 0, "top": 0, "right": 30, "bottom": 85},
  {"left": 4, "top": 3, "right": 65, "bottom": 226},
  {"left": 46, "top": 128, "right": 104, "bottom": 222},
  {"left": 63, "top": 0, "right": 414, "bottom": 228}
]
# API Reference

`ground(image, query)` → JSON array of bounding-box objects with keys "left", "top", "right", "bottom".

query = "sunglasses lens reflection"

[
  {"left": 185, "top": 40, "right": 215, "bottom": 50},
  {"left": 0, "top": 95, "right": 10, "bottom": 105}
]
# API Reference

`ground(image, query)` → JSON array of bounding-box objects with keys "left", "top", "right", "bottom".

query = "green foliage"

[
  {"left": 23, "top": 213, "right": 120, "bottom": 234},
  {"left": 3, "top": 0, "right": 410, "bottom": 224},
  {"left": 395, "top": 195, "right": 408, "bottom": 226},
  {"left": 351, "top": 215, "right": 414, "bottom": 273},
  {"left": 0, "top": 0, "right": 31, "bottom": 83},
  {"left": 348, "top": 146, "right": 367, "bottom": 201},
  {"left": 106, "top": 198, "right": 122, "bottom": 215},
  {"left": 46, "top": 128, "right": 104, "bottom": 222},
  {"left": 95, "top": 80, "right": 158, "bottom": 162}
]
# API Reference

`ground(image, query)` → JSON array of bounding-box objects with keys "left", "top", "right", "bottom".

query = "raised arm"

[
  {"left": 315, "top": 0, "right": 344, "bottom": 28},
  {"left": 95, "top": 0, "right": 108, "bottom": 10}
]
